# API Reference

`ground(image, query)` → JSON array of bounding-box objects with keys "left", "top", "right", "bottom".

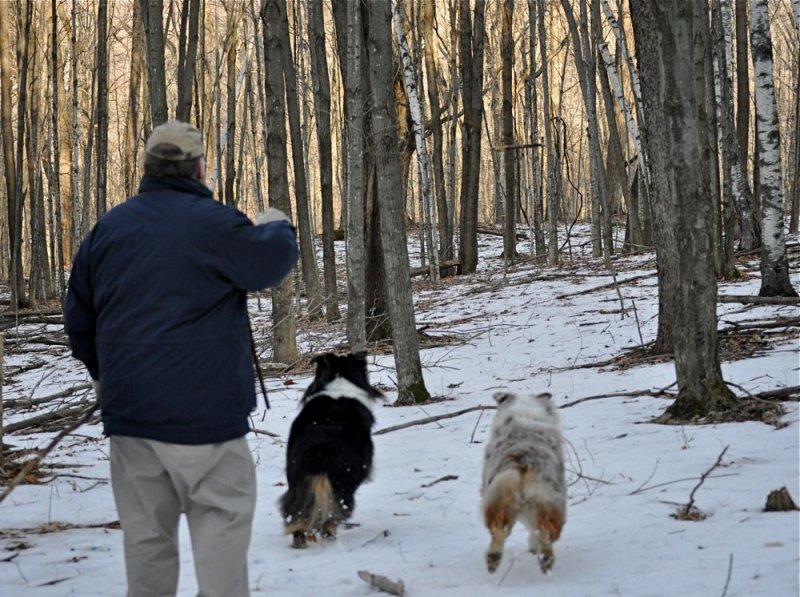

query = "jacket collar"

[{"left": 138, "top": 175, "right": 214, "bottom": 199}]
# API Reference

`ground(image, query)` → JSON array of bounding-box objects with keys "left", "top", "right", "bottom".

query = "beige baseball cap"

[{"left": 145, "top": 119, "right": 204, "bottom": 161}]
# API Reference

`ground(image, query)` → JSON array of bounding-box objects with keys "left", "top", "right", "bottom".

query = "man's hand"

[{"left": 256, "top": 208, "right": 290, "bottom": 225}]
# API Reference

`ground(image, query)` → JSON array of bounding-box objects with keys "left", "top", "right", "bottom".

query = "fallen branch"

[
  {"left": 555, "top": 272, "right": 654, "bottom": 299},
  {"left": 675, "top": 445, "right": 729, "bottom": 520},
  {"left": 409, "top": 259, "right": 460, "bottom": 278},
  {"left": 718, "top": 295, "right": 800, "bottom": 305},
  {"left": 560, "top": 384, "right": 677, "bottom": 408},
  {"left": 374, "top": 405, "right": 495, "bottom": 435},
  {"left": 4, "top": 399, "right": 96, "bottom": 434},
  {"left": 4, "top": 382, "right": 93, "bottom": 410},
  {"left": 0, "top": 402, "right": 99, "bottom": 505},
  {"left": 421, "top": 474, "right": 459, "bottom": 488},
  {"left": 357, "top": 570, "right": 405, "bottom": 596}
]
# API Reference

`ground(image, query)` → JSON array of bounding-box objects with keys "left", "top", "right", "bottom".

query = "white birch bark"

[
  {"left": 391, "top": 0, "right": 440, "bottom": 280},
  {"left": 750, "top": 0, "right": 798, "bottom": 296},
  {"left": 600, "top": 0, "right": 650, "bottom": 188},
  {"left": 596, "top": 39, "right": 643, "bottom": 173}
]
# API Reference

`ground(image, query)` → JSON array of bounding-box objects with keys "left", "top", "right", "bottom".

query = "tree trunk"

[
  {"left": 50, "top": 0, "right": 66, "bottom": 296},
  {"left": 261, "top": 0, "right": 298, "bottom": 364},
  {"left": 308, "top": 0, "right": 341, "bottom": 321},
  {"left": 364, "top": 0, "right": 430, "bottom": 405},
  {"left": 276, "top": 0, "right": 324, "bottom": 320},
  {"left": 124, "top": 0, "right": 145, "bottom": 197},
  {"left": 342, "top": 0, "right": 367, "bottom": 353},
  {"left": 176, "top": 0, "right": 200, "bottom": 121},
  {"left": 538, "top": 0, "right": 560, "bottom": 266},
  {"left": 749, "top": 0, "right": 798, "bottom": 297},
  {"left": 526, "top": 0, "right": 546, "bottom": 260},
  {"left": 457, "top": 0, "right": 486, "bottom": 275},
  {"left": 501, "top": 0, "right": 517, "bottom": 263},
  {"left": 422, "top": 0, "right": 453, "bottom": 273},
  {"left": 224, "top": 13, "right": 237, "bottom": 206},
  {"left": 142, "top": 0, "right": 168, "bottom": 127},
  {"left": 630, "top": 0, "right": 737, "bottom": 420},
  {"left": 392, "top": 0, "right": 440, "bottom": 280},
  {"left": 1, "top": 0, "right": 29, "bottom": 309},
  {"left": 95, "top": 0, "right": 109, "bottom": 218}
]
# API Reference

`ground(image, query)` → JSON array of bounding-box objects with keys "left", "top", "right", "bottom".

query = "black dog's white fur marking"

[
  {"left": 279, "top": 352, "right": 383, "bottom": 548},
  {"left": 481, "top": 391, "right": 567, "bottom": 573}
]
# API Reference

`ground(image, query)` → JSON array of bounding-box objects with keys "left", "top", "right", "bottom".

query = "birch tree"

[
  {"left": 392, "top": 0, "right": 440, "bottom": 280},
  {"left": 365, "top": 0, "right": 430, "bottom": 405},
  {"left": 749, "top": 0, "right": 798, "bottom": 297}
]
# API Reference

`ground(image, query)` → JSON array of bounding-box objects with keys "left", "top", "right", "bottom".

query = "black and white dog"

[{"left": 279, "top": 352, "right": 384, "bottom": 548}]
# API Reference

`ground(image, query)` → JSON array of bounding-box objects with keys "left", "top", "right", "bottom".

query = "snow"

[{"left": 1, "top": 230, "right": 798, "bottom": 596}]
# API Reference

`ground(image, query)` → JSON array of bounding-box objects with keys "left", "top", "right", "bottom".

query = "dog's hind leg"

[
  {"left": 320, "top": 519, "right": 337, "bottom": 541},
  {"left": 483, "top": 470, "right": 520, "bottom": 573},
  {"left": 535, "top": 503, "right": 564, "bottom": 574}
]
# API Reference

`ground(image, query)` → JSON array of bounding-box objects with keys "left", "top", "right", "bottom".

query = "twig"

[
  {"left": 420, "top": 475, "right": 458, "bottom": 488},
  {"left": 720, "top": 553, "right": 734, "bottom": 597},
  {"left": 357, "top": 570, "right": 405, "bottom": 596},
  {"left": 250, "top": 427, "right": 281, "bottom": 438},
  {"left": 559, "top": 383, "right": 677, "bottom": 408},
  {"left": 374, "top": 405, "right": 496, "bottom": 435},
  {"left": 469, "top": 408, "right": 486, "bottom": 443},
  {"left": 681, "top": 446, "right": 730, "bottom": 517},
  {"left": 631, "top": 299, "right": 645, "bottom": 347},
  {"left": 555, "top": 272, "right": 654, "bottom": 299},
  {"left": 0, "top": 402, "right": 99, "bottom": 505}
]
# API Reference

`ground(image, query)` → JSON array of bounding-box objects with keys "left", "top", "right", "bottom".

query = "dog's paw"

[
  {"left": 538, "top": 552, "right": 555, "bottom": 574},
  {"left": 486, "top": 551, "right": 503, "bottom": 573},
  {"left": 291, "top": 532, "right": 309, "bottom": 549}
]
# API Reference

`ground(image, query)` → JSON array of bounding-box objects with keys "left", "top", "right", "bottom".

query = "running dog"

[
  {"left": 279, "top": 352, "right": 383, "bottom": 548},
  {"left": 481, "top": 391, "right": 567, "bottom": 574}
]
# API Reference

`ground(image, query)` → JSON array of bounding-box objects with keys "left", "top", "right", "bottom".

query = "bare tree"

[
  {"left": 537, "top": 0, "right": 560, "bottom": 266},
  {"left": 630, "top": 0, "right": 737, "bottom": 420},
  {"left": 750, "top": 0, "right": 797, "bottom": 297},
  {"left": 457, "top": 0, "right": 486, "bottom": 274},
  {"left": 261, "top": 0, "right": 298, "bottom": 364},
  {"left": 1, "top": 0, "right": 29, "bottom": 309},
  {"left": 176, "top": 0, "right": 201, "bottom": 121},
  {"left": 341, "top": 0, "right": 367, "bottom": 352},
  {"left": 276, "top": 0, "right": 324, "bottom": 320},
  {"left": 422, "top": 0, "right": 454, "bottom": 273},
  {"left": 364, "top": 0, "right": 430, "bottom": 404},
  {"left": 95, "top": 0, "right": 109, "bottom": 218},
  {"left": 142, "top": 0, "right": 169, "bottom": 127},
  {"left": 501, "top": 0, "right": 518, "bottom": 262},
  {"left": 308, "top": 0, "right": 341, "bottom": 321}
]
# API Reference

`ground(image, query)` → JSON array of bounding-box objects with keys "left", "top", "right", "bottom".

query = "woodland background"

[{"left": 0, "top": 0, "right": 798, "bottom": 411}]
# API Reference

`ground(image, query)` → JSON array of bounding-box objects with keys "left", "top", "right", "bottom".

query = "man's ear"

[{"left": 196, "top": 156, "right": 206, "bottom": 181}]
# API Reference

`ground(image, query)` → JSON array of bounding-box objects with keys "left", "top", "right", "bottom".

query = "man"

[{"left": 64, "top": 119, "right": 299, "bottom": 596}]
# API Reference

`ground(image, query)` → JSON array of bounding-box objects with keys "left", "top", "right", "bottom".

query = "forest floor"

[{"left": 0, "top": 225, "right": 798, "bottom": 596}]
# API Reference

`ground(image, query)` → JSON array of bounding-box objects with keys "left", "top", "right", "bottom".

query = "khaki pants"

[{"left": 110, "top": 436, "right": 256, "bottom": 597}]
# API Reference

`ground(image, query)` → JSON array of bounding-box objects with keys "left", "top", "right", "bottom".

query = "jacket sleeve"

[
  {"left": 213, "top": 212, "right": 300, "bottom": 291},
  {"left": 63, "top": 232, "right": 100, "bottom": 380}
]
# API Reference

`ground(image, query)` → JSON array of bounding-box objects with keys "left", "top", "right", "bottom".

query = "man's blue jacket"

[{"left": 64, "top": 175, "right": 299, "bottom": 445}]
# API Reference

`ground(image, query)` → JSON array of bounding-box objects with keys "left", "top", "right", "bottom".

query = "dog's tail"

[{"left": 280, "top": 474, "right": 347, "bottom": 535}]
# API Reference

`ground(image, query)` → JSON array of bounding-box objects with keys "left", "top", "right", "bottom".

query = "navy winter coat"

[{"left": 64, "top": 175, "right": 299, "bottom": 445}]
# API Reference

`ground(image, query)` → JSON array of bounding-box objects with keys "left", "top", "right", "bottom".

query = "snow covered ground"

[{"left": 1, "top": 230, "right": 798, "bottom": 596}]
